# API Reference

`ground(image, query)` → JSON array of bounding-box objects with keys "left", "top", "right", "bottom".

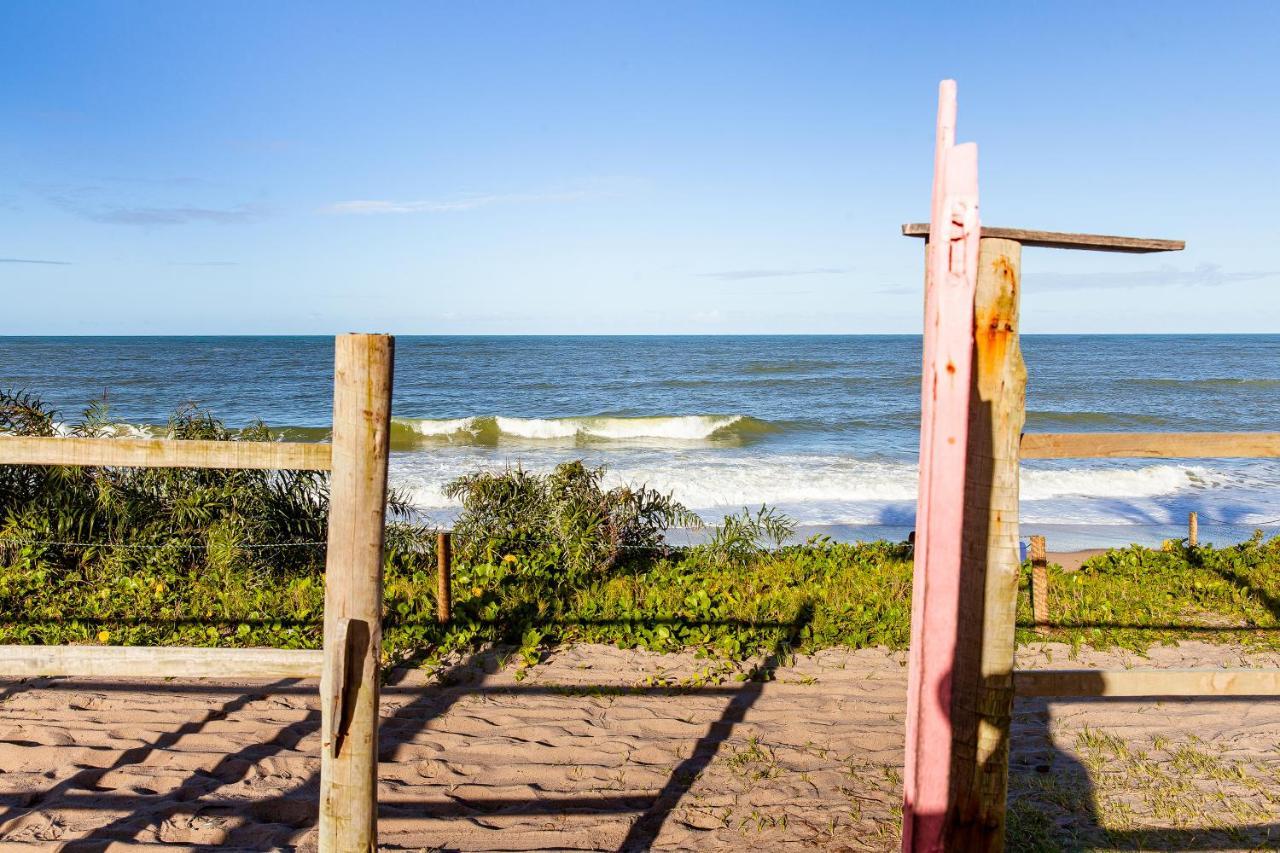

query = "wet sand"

[{"left": 1, "top": 641, "right": 1278, "bottom": 851}]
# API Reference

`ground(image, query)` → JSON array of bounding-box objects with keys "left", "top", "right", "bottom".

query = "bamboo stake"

[
  {"left": 943, "top": 237, "right": 1025, "bottom": 850},
  {"left": 437, "top": 531, "right": 452, "bottom": 624},
  {"left": 1029, "top": 535, "right": 1049, "bottom": 636},
  {"left": 1188, "top": 511, "right": 1198, "bottom": 547},
  {"left": 319, "top": 333, "right": 394, "bottom": 853}
]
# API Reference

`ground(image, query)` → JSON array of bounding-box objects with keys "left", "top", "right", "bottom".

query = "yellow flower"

[
  {"left": 502, "top": 554, "right": 517, "bottom": 563},
  {"left": 154, "top": 581, "right": 165, "bottom": 595},
  {"left": 472, "top": 586, "right": 484, "bottom": 597},
  {"left": 97, "top": 630, "right": 111, "bottom": 644}
]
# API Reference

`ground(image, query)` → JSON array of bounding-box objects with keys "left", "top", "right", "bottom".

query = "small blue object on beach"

[{"left": 1019, "top": 540, "right": 1028, "bottom": 562}]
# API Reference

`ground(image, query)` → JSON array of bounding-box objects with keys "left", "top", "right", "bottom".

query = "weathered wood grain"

[
  {"left": 0, "top": 645, "right": 322, "bottom": 679},
  {"left": 904, "top": 78, "right": 981, "bottom": 853},
  {"left": 945, "top": 237, "right": 1026, "bottom": 851},
  {"left": 0, "top": 436, "right": 331, "bottom": 470},
  {"left": 319, "top": 333, "right": 394, "bottom": 853},
  {"left": 1029, "top": 535, "right": 1049, "bottom": 636},
  {"left": 1021, "top": 432, "right": 1280, "bottom": 459},
  {"left": 902, "top": 223, "right": 1183, "bottom": 253},
  {"left": 1014, "top": 668, "right": 1280, "bottom": 697}
]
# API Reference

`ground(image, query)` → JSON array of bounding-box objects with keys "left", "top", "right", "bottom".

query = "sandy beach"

[{"left": 1, "top": 639, "right": 1277, "bottom": 851}]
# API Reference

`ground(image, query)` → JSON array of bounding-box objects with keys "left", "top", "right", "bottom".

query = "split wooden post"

[
  {"left": 319, "top": 333, "right": 394, "bottom": 853},
  {"left": 1029, "top": 535, "right": 1049, "bottom": 635},
  {"left": 437, "top": 531, "right": 453, "bottom": 624},
  {"left": 945, "top": 237, "right": 1026, "bottom": 848},
  {"left": 1188, "top": 511, "right": 1198, "bottom": 547},
  {"left": 903, "top": 78, "right": 982, "bottom": 851}
]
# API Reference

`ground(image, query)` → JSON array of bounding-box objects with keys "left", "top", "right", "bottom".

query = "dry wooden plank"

[
  {"left": 945, "top": 237, "right": 1026, "bottom": 849},
  {"left": 319, "top": 333, "right": 394, "bottom": 853},
  {"left": 902, "top": 223, "right": 1183, "bottom": 253},
  {"left": 0, "top": 436, "right": 332, "bottom": 470},
  {"left": 1020, "top": 432, "right": 1280, "bottom": 459},
  {"left": 1014, "top": 668, "right": 1280, "bottom": 697},
  {"left": 0, "top": 645, "right": 323, "bottom": 679}
]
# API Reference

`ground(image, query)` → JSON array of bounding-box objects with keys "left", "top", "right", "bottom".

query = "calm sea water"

[{"left": 3, "top": 335, "right": 1279, "bottom": 549}]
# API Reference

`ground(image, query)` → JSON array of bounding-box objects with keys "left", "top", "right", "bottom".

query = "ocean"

[{"left": 3, "top": 335, "right": 1278, "bottom": 550}]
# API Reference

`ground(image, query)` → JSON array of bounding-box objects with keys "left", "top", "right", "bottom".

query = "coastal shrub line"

[{"left": 3, "top": 390, "right": 1280, "bottom": 671}]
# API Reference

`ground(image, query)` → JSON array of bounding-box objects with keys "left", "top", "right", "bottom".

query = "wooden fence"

[
  {"left": 0, "top": 333, "right": 393, "bottom": 852},
  {"left": 901, "top": 81, "right": 1280, "bottom": 852}
]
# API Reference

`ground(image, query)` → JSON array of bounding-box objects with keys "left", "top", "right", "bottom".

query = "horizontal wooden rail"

[
  {"left": 1020, "top": 431, "right": 1280, "bottom": 459},
  {"left": 0, "top": 645, "right": 323, "bottom": 680},
  {"left": 902, "top": 223, "right": 1184, "bottom": 253},
  {"left": 1014, "top": 668, "right": 1280, "bottom": 697},
  {"left": 0, "top": 436, "right": 332, "bottom": 470}
]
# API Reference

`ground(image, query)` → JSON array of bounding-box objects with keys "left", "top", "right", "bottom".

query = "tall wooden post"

[
  {"left": 945, "top": 238, "right": 1025, "bottom": 849},
  {"left": 1188, "top": 511, "right": 1198, "bottom": 547},
  {"left": 903, "top": 79, "right": 982, "bottom": 852},
  {"left": 319, "top": 333, "right": 394, "bottom": 852}
]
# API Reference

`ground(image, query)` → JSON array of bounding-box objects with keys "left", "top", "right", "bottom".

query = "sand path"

[{"left": 1, "top": 642, "right": 1278, "bottom": 851}]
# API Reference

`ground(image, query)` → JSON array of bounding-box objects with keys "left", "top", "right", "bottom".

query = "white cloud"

[
  {"left": 700, "top": 267, "right": 847, "bottom": 281},
  {"left": 323, "top": 189, "right": 598, "bottom": 215}
]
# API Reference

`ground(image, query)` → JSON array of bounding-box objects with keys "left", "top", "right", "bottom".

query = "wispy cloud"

[
  {"left": 323, "top": 190, "right": 599, "bottom": 215},
  {"left": 1, "top": 257, "right": 71, "bottom": 265},
  {"left": 1031, "top": 264, "right": 1279, "bottom": 292},
  {"left": 37, "top": 181, "right": 267, "bottom": 227},
  {"left": 700, "top": 267, "right": 846, "bottom": 281},
  {"left": 168, "top": 260, "right": 240, "bottom": 267},
  {"left": 76, "top": 203, "right": 265, "bottom": 226}
]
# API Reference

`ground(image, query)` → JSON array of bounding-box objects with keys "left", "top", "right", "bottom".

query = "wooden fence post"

[
  {"left": 1188, "top": 511, "right": 1198, "bottom": 547},
  {"left": 437, "top": 531, "right": 452, "bottom": 624},
  {"left": 1029, "top": 535, "right": 1049, "bottom": 636},
  {"left": 943, "top": 237, "right": 1025, "bottom": 849},
  {"left": 903, "top": 78, "right": 981, "bottom": 852},
  {"left": 319, "top": 333, "right": 394, "bottom": 853}
]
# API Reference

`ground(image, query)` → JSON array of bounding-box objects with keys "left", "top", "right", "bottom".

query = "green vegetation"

[
  {"left": 1018, "top": 533, "right": 1280, "bottom": 653},
  {"left": 4, "top": 390, "right": 1280, "bottom": 674}
]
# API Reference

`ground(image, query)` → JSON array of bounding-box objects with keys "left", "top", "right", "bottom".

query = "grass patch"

[{"left": 1016, "top": 534, "right": 1280, "bottom": 653}]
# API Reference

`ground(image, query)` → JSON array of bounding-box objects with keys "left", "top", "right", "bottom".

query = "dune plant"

[
  {"left": 444, "top": 460, "right": 700, "bottom": 579},
  {"left": 697, "top": 504, "right": 798, "bottom": 567}
]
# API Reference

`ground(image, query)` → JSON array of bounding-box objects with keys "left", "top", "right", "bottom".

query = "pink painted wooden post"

[{"left": 903, "top": 80, "right": 981, "bottom": 852}]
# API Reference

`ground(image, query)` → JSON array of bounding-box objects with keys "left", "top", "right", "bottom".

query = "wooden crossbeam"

[
  {"left": 1020, "top": 431, "right": 1280, "bottom": 459},
  {"left": 0, "top": 645, "right": 323, "bottom": 680},
  {"left": 902, "top": 223, "right": 1184, "bottom": 253},
  {"left": 0, "top": 436, "right": 332, "bottom": 471},
  {"left": 1014, "top": 668, "right": 1280, "bottom": 697}
]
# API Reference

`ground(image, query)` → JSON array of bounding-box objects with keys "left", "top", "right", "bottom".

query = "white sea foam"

[
  {"left": 388, "top": 449, "right": 1280, "bottom": 529},
  {"left": 392, "top": 414, "right": 754, "bottom": 443},
  {"left": 397, "top": 416, "right": 479, "bottom": 436}
]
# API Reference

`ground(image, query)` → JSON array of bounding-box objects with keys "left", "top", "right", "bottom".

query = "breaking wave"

[{"left": 388, "top": 414, "right": 777, "bottom": 448}]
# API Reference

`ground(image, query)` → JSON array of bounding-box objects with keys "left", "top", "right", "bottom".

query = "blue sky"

[{"left": 3, "top": 1, "right": 1278, "bottom": 334}]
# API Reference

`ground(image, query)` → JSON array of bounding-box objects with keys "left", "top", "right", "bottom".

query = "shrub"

[
  {"left": 443, "top": 460, "right": 700, "bottom": 580},
  {"left": 696, "top": 504, "right": 798, "bottom": 567}
]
